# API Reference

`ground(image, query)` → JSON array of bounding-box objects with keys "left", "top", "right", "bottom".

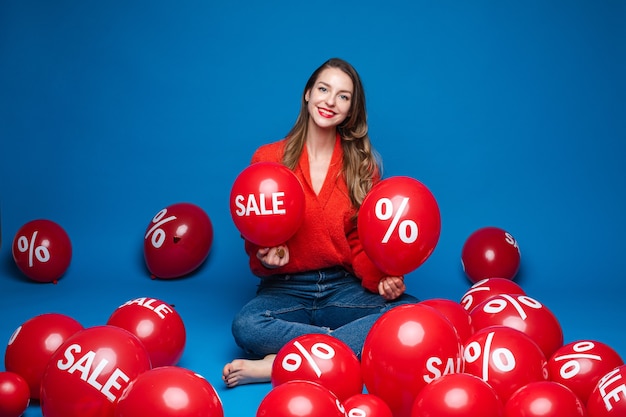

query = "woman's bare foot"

[{"left": 222, "top": 354, "right": 276, "bottom": 388}]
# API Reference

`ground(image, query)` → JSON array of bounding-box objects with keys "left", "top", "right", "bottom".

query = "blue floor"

[{"left": 1, "top": 1, "right": 625, "bottom": 416}]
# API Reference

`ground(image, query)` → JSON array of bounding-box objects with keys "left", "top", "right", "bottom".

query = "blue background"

[{"left": 1, "top": 1, "right": 625, "bottom": 415}]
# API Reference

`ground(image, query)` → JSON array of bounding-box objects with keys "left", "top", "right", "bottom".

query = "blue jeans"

[{"left": 231, "top": 267, "right": 418, "bottom": 358}]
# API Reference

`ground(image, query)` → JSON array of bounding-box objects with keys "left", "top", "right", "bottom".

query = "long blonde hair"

[{"left": 282, "top": 58, "right": 380, "bottom": 209}]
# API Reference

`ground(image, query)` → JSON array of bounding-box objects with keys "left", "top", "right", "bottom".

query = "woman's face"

[{"left": 305, "top": 67, "right": 353, "bottom": 131}]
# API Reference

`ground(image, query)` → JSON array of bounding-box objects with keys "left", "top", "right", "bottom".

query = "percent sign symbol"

[
  {"left": 483, "top": 294, "right": 542, "bottom": 321},
  {"left": 282, "top": 341, "right": 336, "bottom": 378},
  {"left": 375, "top": 197, "right": 418, "bottom": 244},
  {"left": 465, "top": 331, "right": 516, "bottom": 381},
  {"left": 17, "top": 231, "right": 51, "bottom": 267},
  {"left": 145, "top": 209, "right": 177, "bottom": 249},
  {"left": 554, "top": 341, "right": 602, "bottom": 380}
]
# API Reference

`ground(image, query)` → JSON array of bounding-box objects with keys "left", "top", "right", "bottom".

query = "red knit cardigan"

[{"left": 244, "top": 135, "right": 387, "bottom": 293}]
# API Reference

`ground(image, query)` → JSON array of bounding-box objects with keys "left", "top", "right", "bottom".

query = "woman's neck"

[{"left": 306, "top": 123, "right": 336, "bottom": 158}]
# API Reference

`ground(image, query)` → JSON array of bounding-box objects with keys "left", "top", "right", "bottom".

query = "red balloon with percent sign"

[
  {"left": 0, "top": 371, "right": 30, "bottom": 417},
  {"left": 257, "top": 380, "right": 346, "bottom": 417},
  {"left": 107, "top": 297, "right": 186, "bottom": 367},
  {"left": 4, "top": 312, "right": 83, "bottom": 400},
  {"left": 40, "top": 325, "right": 151, "bottom": 417},
  {"left": 470, "top": 293, "right": 564, "bottom": 359},
  {"left": 504, "top": 381, "right": 587, "bottom": 417},
  {"left": 343, "top": 393, "right": 393, "bottom": 417},
  {"left": 411, "top": 373, "right": 504, "bottom": 417},
  {"left": 461, "top": 226, "right": 521, "bottom": 283},
  {"left": 460, "top": 277, "right": 526, "bottom": 312},
  {"left": 230, "top": 162, "right": 305, "bottom": 247},
  {"left": 587, "top": 364, "right": 626, "bottom": 417},
  {"left": 420, "top": 298, "right": 475, "bottom": 344},
  {"left": 548, "top": 340, "right": 624, "bottom": 405},
  {"left": 143, "top": 202, "right": 213, "bottom": 279},
  {"left": 463, "top": 326, "right": 548, "bottom": 403},
  {"left": 361, "top": 303, "right": 463, "bottom": 417},
  {"left": 11, "top": 219, "right": 72, "bottom": 283},
  {"left": 114, "top": 366, "right": 224, "bottom": 417},
  {"left": 271, "top": 333, "right": 362, "bottom": 402},
  {"left": 357, "top": 176, "right": 441, "bottom": 276}
]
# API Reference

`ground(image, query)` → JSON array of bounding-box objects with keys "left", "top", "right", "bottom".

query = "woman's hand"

[
  {"left": 378, "top": 276, "right": 406, "bottom": 300},
  {"left": 257, "top": 245, "right": 289, "bottom": 269}
]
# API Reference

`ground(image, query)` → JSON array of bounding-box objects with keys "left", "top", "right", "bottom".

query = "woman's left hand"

[{"left": 378, "top": 276, "right": 406, "bottom": 300}]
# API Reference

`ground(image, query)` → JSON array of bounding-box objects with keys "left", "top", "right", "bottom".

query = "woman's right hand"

[{"left": 257, "top": 245, "right": 289, "bottom": 269}]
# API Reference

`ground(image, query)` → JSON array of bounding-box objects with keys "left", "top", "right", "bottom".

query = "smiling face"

[{"left": 305, "top": 67, "right": 354, "bottom": 131}]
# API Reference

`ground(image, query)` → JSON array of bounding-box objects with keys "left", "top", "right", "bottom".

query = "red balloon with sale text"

[
  {"left": 107, "top": 297, "right": 186, "bottom": 367},
  {"left": 143, "top": 202, "right": 213, "bottom": 279},
  {"left": 271, "top": 333, "right": 362, "bottom": 402},
  {"left": 461, "top": 226, "right": 521, "bottom": 283},
  {"left": 115, "top": 367, "right": 223, "bottom": 417},
  {"left": 230, "top": 162, "right": 305, "bottom": 247},
  {"left": 4, "top": 313, "right": 83, "bottom": 400},
  {"left": 587, "top": 364, "right": 626, "bottom": 417},
  {"left": 40, "top": 325, "right": 151, "bottom": 417},
  {"left": 358, "top": 176, "right": 441, "bottom": 276},
  {"left": 361, "top": 304, "right": 463, "bottom": 417},
  {"left": 11, "top": 219, "right": 72, "bottom": 283}
]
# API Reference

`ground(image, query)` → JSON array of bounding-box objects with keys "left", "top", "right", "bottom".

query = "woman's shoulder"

[{"left": 251, "top": 138, "right": 288, "bottom": 164}]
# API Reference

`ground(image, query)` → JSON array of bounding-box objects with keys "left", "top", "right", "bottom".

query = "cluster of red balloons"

[
  {"left": 254, "top": 276, "right": 625, "bottom": 417},
  {"left": 2, "top": 299, "right": 223, "bottom": 417}
]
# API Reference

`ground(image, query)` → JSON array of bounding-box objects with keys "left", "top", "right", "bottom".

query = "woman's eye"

[
  {"left": 340, "top": 95, "right": 350, "bottom": 101},
  {"left": 318, "top": 86, "right": 327, "bottom": 92}
]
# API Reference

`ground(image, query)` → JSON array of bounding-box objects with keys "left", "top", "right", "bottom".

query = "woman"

[{"left": 222, "top": 58, "right": 418, "bottom": 387}]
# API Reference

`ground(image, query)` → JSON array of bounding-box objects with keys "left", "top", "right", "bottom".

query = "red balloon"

[
  {"left": 230, "top": 162, "right": 305, "bottom": 247},
  {"left": 40, "top": 325, "right": 151, "bottom": 417},
  {"left": 419, "top": 298, "right": 474, "bottom": 344},
  {"left": 459, "top": 278, "right": 525, "bottom": 312},
  {"left": 461, "top": 226, "right": 521, "bottom": 283},
  {"left": 358, "top": 176, "right": 441, "bottom": 276},
  {"left": 4, "top": 313, "right": 83, "bottom": 399},
  {"left": 143, "top": 202, "right": 213, "bottom": 279},
  {"left": 586, "top": 365, "right": 626, "bottom": 417},
  {"left": 470, "top": 293, "right": 563, "bottom": 359},
  {"left": 0, "top": 372, "right": 30, "bottom": 417},
  {"left": 271, "top": 333, "right": 362, "bottom": 402},
  {"left": 343, "top": 393, "right": 393, "bottom": 417},
  {"left": 548, "top": 340, "right": 624, "bottom": 405},
  {"left": 504, "top": 381, "right": 587, "bottom": 417},
  {"left": 11, "top": 219, "right": 72, "bottom": 283},
  {"left": 411, "top": 373, "right": 504, "bottom": 417},
  {"left": 257, "top": 380, "right": 346, "bottom": 417},
  {"left": 361, "top": 304, "right": 463, "bottom": 417},
  {"left": 107, "top": 297, "right": 186, "bottom": 368},
  {"left": 115, "top": 366, "right": 223, "bottom": 417},
  {"left": 463, "top": 326, "right": 548, "bottom": 402}
]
